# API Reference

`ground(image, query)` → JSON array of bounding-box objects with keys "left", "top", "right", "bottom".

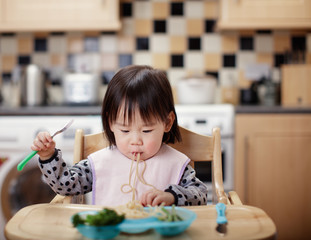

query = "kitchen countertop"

[
  {"left": 1, "top": 105, "right": 311, "bottom": 116},
  {"left": 0, "top": 105, "right": 102, "bottom": 116}
]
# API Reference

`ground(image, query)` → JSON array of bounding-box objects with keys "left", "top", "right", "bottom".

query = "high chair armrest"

[
  {"left": 228, "top": 191, "right": 243, "bottom": 205},
  {"left": 50, "top": 194, "right": 73, "bottom": 204}
]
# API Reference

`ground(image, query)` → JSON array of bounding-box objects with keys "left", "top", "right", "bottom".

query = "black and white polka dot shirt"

[{"left": 39, "top": 148, "right": 208, "bottom": 206}]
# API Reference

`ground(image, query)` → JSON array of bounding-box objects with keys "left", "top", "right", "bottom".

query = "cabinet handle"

[{"left": 244, "top": 136, "right": 249, "bottom": 204}]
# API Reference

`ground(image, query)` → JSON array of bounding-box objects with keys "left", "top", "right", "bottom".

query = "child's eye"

[
  {"left": 121, "top": 130, "right": 129, "bottom": 133},
  {"left": 143, "top": 130, "right": 153, "bottom": 133}
]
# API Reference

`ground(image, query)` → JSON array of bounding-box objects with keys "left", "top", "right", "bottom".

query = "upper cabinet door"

[
  {"left": 218, "top": 0, "right": 311, "bottom": 30},
  {"left": 0, "top": 0, "right": 121, "bottom": 31}
]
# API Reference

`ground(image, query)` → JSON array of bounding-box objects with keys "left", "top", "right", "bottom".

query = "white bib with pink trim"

[{"left": 88, "top": 144, "right": 190, "bottom": 206}]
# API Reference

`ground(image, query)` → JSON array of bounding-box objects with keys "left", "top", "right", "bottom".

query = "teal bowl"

[
  {"left": 153, "top": 207, "right": 197, "bottom": 236},
  {"left": 72, "top": 211, "right": 121, "bottom": 240},
  {"left": 75, "top": 224, "right": 120, "bottom": 240}
]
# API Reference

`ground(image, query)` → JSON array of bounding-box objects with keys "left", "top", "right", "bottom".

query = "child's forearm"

[
  {"left": 165, "top": 165, "right": 208, "bottom": 206},
  {"left": 38, "top": 149, "right": 93, "bottom": 196}
]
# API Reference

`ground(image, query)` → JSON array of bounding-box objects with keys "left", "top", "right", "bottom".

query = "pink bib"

[{"left": 88, "top": 144, "right": 190, "bottom": 206}]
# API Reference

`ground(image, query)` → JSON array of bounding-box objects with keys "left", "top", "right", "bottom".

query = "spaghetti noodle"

[{"left": 118, "top": 153, "right": 158, "bottom": 218}]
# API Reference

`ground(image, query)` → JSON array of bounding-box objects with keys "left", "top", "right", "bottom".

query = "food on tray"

[
  {"left": 154, "top": 204, "right": 183, "bottom": 222},
  {"left": 72, "top": 208, "right": 125, "bottom": 227},
  {"left": 115, "top": 200, "right": 150, "bottom": 219}
]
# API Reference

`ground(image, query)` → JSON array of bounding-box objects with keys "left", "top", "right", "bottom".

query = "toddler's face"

[{"left": 110, "top": 105, "right": 174, "bottom": 161}]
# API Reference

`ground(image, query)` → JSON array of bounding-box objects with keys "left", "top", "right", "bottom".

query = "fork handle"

[
  {"left": 216, "top": 203, "right": 228, "bottom": 224},
  {"left": 17, "top": 150, "right": 38, "bottom": 171}
]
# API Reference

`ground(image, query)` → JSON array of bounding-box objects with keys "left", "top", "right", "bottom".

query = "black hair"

[{"left": 101, "top": 65, "right": 181, "bottom": 146}]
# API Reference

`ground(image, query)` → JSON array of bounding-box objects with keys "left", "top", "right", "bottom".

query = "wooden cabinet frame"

[{"left": 0, "top": 0, "right": 121, "bottom": 31}]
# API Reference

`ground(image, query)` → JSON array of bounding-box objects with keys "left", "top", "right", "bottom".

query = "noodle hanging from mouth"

[
  {"left": 118, "top": 153, "right": 158, "bottom": 218},
  {"left": 121, "top": 153, "right": 157, "bottom": 201}
]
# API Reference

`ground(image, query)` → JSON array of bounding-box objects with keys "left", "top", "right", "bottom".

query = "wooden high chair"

[
  {"left": 50, "top": 126, "right": 242, "bottom": 205},
  {"left": 6, "top": 127, "right": 277, "bottom": 240}
]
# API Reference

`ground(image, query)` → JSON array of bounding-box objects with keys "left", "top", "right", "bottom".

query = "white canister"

[{"left": 177, "top": 76, "right": 217, "bottom": 104}]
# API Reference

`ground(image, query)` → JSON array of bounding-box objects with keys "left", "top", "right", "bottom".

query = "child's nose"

[{"left": 131, "top": 132, "right": 142, "bottom": 145}]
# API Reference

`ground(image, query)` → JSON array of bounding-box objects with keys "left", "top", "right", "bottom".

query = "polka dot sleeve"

[
  {"left": 164, "top": 165, "right": 208, "bottom": 206},
  {"left": 38, "top": 148, "right": 93, "bottom": 196}
]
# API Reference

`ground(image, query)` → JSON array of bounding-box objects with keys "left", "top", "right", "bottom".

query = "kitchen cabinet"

[
  {"left": 235, "top": 114, "right": 311, "bottom": 240},
  {"left": 218, "top": 0, "right": 311, "bottom": 30},
  {"left": 0, "top": 0, "right": 120, "bottom": 31}
]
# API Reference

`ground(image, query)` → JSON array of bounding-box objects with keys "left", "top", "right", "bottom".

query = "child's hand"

[
  {"left": 140, "top": 189, "right": 175, "bottom": 207},
  {"left": 31, "top": 132, "right": 56, "bottom": 160}
]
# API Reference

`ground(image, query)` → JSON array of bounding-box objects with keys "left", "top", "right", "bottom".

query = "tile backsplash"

[{"left": 1, "top": 0, "right": 311, "bottom": 91}]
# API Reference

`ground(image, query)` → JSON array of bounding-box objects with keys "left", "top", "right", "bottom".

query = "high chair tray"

[{"left": 5, "top": 203, "right": 277, "bottom": 240}]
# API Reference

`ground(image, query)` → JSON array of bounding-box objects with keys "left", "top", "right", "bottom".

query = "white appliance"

[
  {"left": 0, "top": 115, "right": 102, "bottom": 240},
  {"left": 63, "top": 73, "right": 100, "bottom": 105},
  {"left": 175, "top": 104, "right": 235, "bottom": 201}
]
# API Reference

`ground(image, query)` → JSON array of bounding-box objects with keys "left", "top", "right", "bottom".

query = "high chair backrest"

[{"left": 72, "top": 126, "right": 228, "bottom": 204}]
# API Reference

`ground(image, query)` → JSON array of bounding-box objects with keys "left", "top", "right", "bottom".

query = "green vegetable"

[
  {"left": 157, "top": 205, "right": 183, "bottom": 222},
  {"left": 72, "top": 208, "right": 125, "bottom": 227}
]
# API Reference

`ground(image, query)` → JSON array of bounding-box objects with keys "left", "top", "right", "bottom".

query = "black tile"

[
  {"left": 50, "top": 32, "right": 66, "bottom": 36},
  {"left": 34, "top": 38, "right": 47, "bottom": 52},
  {"left": 121, "top": 2, "right": 132, "bottom": 17},
  {"left": 171, "top": 54, "right": 184, "bottom": 67},
  {"left": 256, "top": 30, "right": 272, "bottom": 34},
  {"left": 205, "top": 71, "right": 219, "bottom": 81},
  {"left": 240, "top": 37, "right": 254, "bottom": 50},
  {"left": 1, "top": 33, "right": 15, "bottom": 36},
  {"left": 101, "top": 71, "right": 115, "bottom": 85},
  {"left": 205, "top": 20, "right": 216, "bottom": 33},
  {"left": 84, "top": 37, "right": 99, "bottom": 52},
  {"left": 274, "top": 54, "right": 285, "bottom": 67},
  {"left": 291, "top": 36, "right": 306, "bottom": 51},
  {"left": 171, "top": 2, "right": 183, "bottom": 16},
  {"left": 136, "top": 37, "right": 149, "bottom": 50},
  {"left": 119, "top": 54, "right": 133, "bottom": 68},
  {"left": 223, "top": 54, "right": 236, "bottom": 67},
  {"left": 154, "top": 20, "right": 166, "bottom": 33},
  {"left": 18, "top": 55, "right": 31, "bottom": 65},
  {"left": 1, "top": 73, "right": 12, "bottom": 81},
  {"left": 188, "top": 37, "right": 201, "bottom": 50},
  {"left": 100, "top": 31, "right": 117, "bottom": 35}
]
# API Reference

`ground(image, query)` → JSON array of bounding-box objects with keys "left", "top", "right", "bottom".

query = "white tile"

[
  {"left": 99, "top": 35, "right": 118, "bottom": 53},
  {"left": 307, "top": 33, "right": 311, "bottom": 52},
  {"left": 185, "top": 52, "right": 204, "bottom": 70},
  {"left": 167, "top": 69, "right": 187, "bottom": 86},
  {"left": 219, "top": 68, "right": 239, "bottom": 87},
  {"left": 150, "top": 35, "right": 169, "bottom": 53},
  {"left": 32, "top": 53, "right": 51, "bottom": 69},
  {"left": 101, "top": 53, "right": 118, "bottom": 70},
  {"left": 69, "top": 53, "right": 101, "bottom": 72},
  {"left": 202, "top": 34, "right": 222, "bottom": 53},
  {"left": 133, "top": 52, "right": 152, "bottom": 66},
  {"left": 0, "top": 37, "right": 17, "bottom": 54},
  {"left": 120, "top": 19, "right": 135, "bottom": 36},
  {"left": 255, "top": 35, "right": 273, "bottom": 53},
  {"left": 133, "top": 1, "right": 152, "bottom": 19},
  {"left": 185, "top": 1, "right": 204, "bottom": 19},
  {"left": 49, "top": 36, "right": 67, "bottom": 54},
  {"left": 84, "top": 53, "right": 101, "bottom": 72},
  {"left": 237, "top": 52, "right": 257, "bottom": 70},
  {"left": 168, "top": 18, "right": 186, "bottom": 36}
]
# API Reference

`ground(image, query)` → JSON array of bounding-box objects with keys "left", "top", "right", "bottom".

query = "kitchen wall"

[{"left": 0, "top": 0, "right": 311, "bottom": 99}]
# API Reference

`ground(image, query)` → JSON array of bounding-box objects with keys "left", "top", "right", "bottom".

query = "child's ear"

[{"left": 164, "top": 111, "right": 175, "bottom": 132}]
